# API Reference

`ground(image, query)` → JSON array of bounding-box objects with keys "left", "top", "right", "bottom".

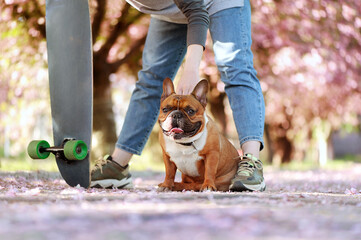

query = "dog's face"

[{"left": 159, "top": 78, "right": 208, "bottom": 140}]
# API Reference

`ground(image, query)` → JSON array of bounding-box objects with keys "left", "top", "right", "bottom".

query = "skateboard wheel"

[
  {"left": 63, "top": 140, "right": 88, "bottom": 160},
  {"left": 27, "top": 140, "right": 51, "bottom": 159}
]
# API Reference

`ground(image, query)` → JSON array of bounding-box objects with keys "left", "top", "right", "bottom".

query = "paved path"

[{"left": 1, "top": 166, "right": 361, "bottom": 240}]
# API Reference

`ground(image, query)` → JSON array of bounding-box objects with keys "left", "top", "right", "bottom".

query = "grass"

[
  {"left": 276, "top": 159, "right": 357, "bottom": 171},
  {"left": 0, "top": 157, "right": 58, "bottom": 172},
  {"left": 0, "top": 152, "right": 164, "bottom": 173},
  {"left": 1, "top": 149, "right": 360, "bottom": 173}
]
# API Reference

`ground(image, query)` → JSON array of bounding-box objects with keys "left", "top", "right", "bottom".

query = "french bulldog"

[{"left": 158, "top": 78, "right": 239, "bottom": 191}]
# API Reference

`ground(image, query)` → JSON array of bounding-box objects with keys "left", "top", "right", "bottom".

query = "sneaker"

[
  {"left": 229, "top": 153, "right": 266, "bottom": 192},
  {"left": 90, "top": 155, "right": 133, "bottom": 189}
]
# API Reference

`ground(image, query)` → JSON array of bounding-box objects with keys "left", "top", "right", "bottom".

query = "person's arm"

[
  {"left": 176, "top": 44, "right": 203, "bottom": 95},
  {"left": 174, "top": 0, "right": 209, "bottom": 95}
]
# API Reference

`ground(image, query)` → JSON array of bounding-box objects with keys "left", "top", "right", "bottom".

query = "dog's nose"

[{"left": 172, "top": 110, "right": 183, "bottom": 119}]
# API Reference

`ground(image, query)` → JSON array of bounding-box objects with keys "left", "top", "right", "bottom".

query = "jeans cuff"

[
  {"left": 115, "top": 143, "right": 141, "bottom": 156},
  {"left": 239, "top": 136, "right": 264, "bottom": 151}
]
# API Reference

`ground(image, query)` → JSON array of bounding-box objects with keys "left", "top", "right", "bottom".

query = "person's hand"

[
  {"left": 175, "top": 44, "right": 203, "bottom": 95},
  {"left": 176, "top": 69, "right": 200, "bottom": 95}
]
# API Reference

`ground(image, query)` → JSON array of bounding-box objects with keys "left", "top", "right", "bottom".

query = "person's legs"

[
  {"left": 209, "top": 1, "right": 266, "bottom": 191},
  {"left": 114, "top": 18, "right": 188, "bottom": 160},
  {"left": 210, "top": 3, "right": 265, "bottom": 155},
  {"left": 91, "top": 18, "right": 188, "bottom": 188}
]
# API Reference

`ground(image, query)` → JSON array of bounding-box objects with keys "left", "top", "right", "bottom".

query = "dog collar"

[
  {"left": 176, "top": 141, "right": 197, "bottom": 150},
  {"left": 177, "top": 142, "right": 193, "bottom": 146}
]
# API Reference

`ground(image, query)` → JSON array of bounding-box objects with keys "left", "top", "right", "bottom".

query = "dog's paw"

[
  {"left": 157, "top": 183, "right": 173, "bottom": 192},
  {"left": 201, "top": 184, "right": 217, "bottom": 192},
  {"left": 157, "top": 186, "right": 172, "bottom": 192}
]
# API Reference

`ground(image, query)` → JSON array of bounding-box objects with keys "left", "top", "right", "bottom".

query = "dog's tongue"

[{"left": 170, "top": 128, "right": 184, "bottom": 134}]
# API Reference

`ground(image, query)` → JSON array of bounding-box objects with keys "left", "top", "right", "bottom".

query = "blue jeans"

[{"left": 116, "top": 1, "right": 265, "bottom": 155}]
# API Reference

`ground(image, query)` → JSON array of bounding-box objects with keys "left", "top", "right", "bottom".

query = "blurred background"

[{"left": 0, "top": 0, "right": 360, "bottom": 171}]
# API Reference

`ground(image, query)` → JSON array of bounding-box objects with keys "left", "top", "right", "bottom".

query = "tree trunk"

[
  {"left": 91, "top": 60, "right": 117, "bottom": 161},
  {"left": 92, "top": 96, "right": 117, "bottom": 161},
  {"left": 268, "top": 123, "right": 294, "bottom": 164},
  {"left": 264, "top": 124, "right": 274, "bottom": 164},
  {"left": 327, "top": 133, "right": 334, "bottom": 161},
  {"left": 276, "top": 136, "right": 293, "bottom": 164}
]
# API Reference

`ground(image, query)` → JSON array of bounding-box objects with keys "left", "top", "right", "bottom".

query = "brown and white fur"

[{"left": 158, "top": 78, "right": 239, "bottom": 191}]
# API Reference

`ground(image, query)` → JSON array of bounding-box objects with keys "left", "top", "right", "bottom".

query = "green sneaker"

[
  {"left": 229, "top": 153, "right": 266, "bottom": 192},
  {"left": 90, "top": 155, "right": 133, "bottom": 189}
]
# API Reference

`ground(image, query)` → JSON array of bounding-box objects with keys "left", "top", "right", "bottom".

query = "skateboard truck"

[{"left": 27, "top": 138, "right": 88, "bottom": 161}]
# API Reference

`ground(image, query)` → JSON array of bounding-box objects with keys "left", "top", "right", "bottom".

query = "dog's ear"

[
  {"left": 191, "top": 79, "right": 208, "bottom": 108},
  {"left": 161, "top": 78, "right": 175, "bottom": 102}
]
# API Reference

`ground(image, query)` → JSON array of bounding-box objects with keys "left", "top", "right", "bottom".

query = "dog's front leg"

[
  {"left": 201, "top": 151, "right": 219, "bottom": 191},
  {"left": 158, "top": 152, "right": 177, "bottom": 191}
]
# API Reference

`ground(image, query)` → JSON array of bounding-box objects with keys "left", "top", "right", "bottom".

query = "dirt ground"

[{"left": 1, "top": 165, "right": 361, "bottom": 240}]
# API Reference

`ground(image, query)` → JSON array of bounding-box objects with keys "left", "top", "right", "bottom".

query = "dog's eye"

[
  {"left": 162, "top": 107, "right": 170, "bottom": 113},
  {"left": 187, "top": 109, "right": 196, "bottom": 116}
]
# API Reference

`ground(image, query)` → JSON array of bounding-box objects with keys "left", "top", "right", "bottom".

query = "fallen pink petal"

[
  {"left": 23, "top": 187, "right": 41, "bottom": 196},
  {"left": 0, "top": 167, "right": 361, "bottom": 239},
  {"left": 345, "top": 187, "right": 359, "bottom": 195}
]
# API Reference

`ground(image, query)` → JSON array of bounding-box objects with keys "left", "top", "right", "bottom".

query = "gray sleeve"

[{"left": 174, "top": 0, "right": 209, "bottom": 49}]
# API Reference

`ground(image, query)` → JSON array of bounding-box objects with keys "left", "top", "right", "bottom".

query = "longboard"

[{"left": 28, "top": 0, "right": 93, "bottom": 188}]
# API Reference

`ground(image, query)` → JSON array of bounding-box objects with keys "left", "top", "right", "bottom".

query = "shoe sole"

[
  {"left": 90, "top": 177, "right": 133, "bottom": 189},
  {"left": 229, "top": 180, "right": 266, "bottom": 192}
]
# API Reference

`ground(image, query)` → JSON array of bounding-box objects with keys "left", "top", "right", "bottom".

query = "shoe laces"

[
  {"left": 93, "top": 155, "right": 110, "bottom": 173},
  {"left": 236, "top": 154, "right": 263, "bottom": 177}
]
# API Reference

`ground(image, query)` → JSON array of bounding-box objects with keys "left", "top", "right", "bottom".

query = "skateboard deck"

[{"left": 44, "top": 0, "right": 93, "bottom": 187}]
